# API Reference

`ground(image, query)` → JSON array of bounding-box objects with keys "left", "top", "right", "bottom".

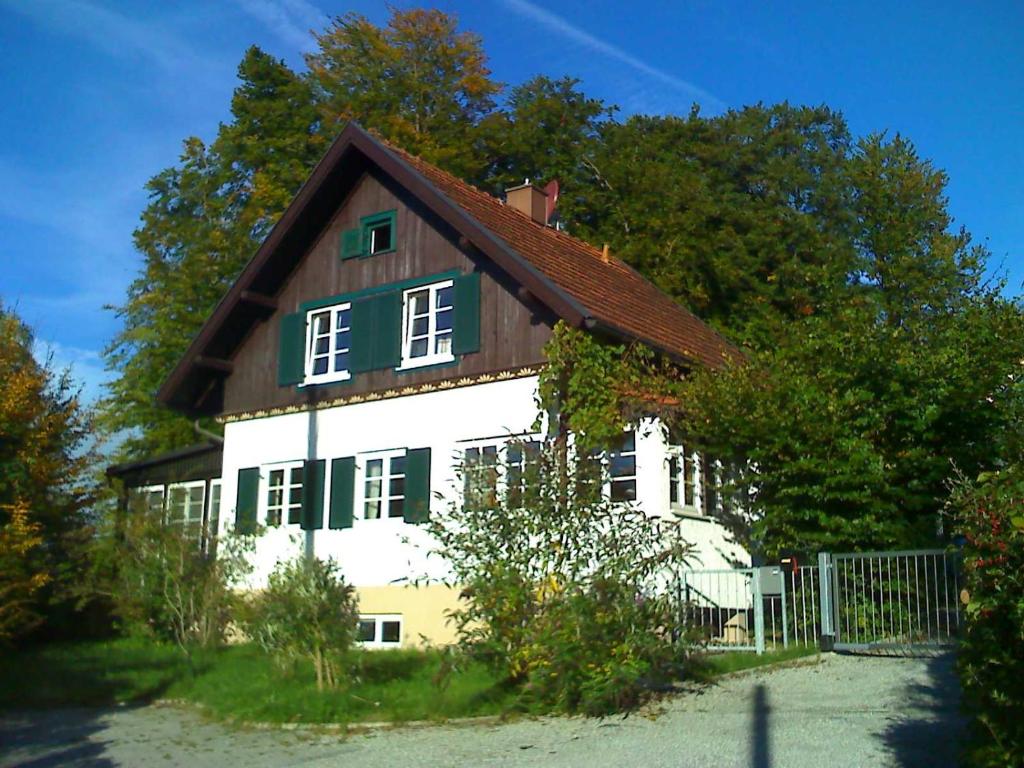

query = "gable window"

[
  {"left": 400, "top": 280, "right": 454, "bottom": 369},
  {"left": 265, "top": 462, "right": 303, "bottom": 526},
  {"left": 357, "top": 614, "right": 402, "bottom": 647},
  {"left": 366, "top": 218, "right": 393, "bottom": 255},
  {"left": 609, "top": 431, "right": 637, "bottom": 502},
  {"left": 304, "top": 303, "right": 351, "bottom": 384},
  {"left": 362, "top": 451, "right": 406, "bottom": 520},
  {"left": 167, "top": 481, "right": 205, "bottom": 538}
]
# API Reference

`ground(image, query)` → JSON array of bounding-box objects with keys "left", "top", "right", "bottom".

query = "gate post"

[
  {"left": 753, "top": 569, "right": 765, "bottom": 655},
  {"left": 818, "top": 552, "right": 835, "bottom": 651}
]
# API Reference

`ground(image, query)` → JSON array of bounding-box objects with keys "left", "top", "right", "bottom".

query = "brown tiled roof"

[{"left": 387, "top": 144, "right": 740, "bottom": 370}]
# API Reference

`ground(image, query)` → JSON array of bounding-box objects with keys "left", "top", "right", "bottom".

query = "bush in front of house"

[
  {"left": 950, "top": 468, "right": 1024, "bottom": 767},
  {"left": 241, "top": 555, "right": 359, "bottom": 691},
  {"left": 429, "top": 437, "right": 694, "bottom": 716},
  {"left": 87, "top": 499, "right": 254, "bottom": 665}
]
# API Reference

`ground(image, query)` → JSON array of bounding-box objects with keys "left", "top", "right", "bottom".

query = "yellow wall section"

[{"left": 355, "top": 584, "right": 463, "bottom": 647}]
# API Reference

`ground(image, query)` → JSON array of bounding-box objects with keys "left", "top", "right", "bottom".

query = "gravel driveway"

[{"left": 0, "top": 652, "right": 964, "bottom": 768}]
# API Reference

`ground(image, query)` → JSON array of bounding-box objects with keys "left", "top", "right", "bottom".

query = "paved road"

[{"left": 0, "top": 653, "right": 964, "bottom": 768}]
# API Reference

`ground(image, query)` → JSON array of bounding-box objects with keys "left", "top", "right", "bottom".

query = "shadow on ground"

[
  {"left": 877, "top": 653, "right": 965, "bottom": 767},
  {"left": 1, "top": 708, "right": 117, "bottom": 768}
]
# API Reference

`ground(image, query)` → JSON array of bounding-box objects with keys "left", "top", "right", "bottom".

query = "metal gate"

[
  {"left": 677, "top": 548, "right": 962, "bottom": 655},
  {"left": 819, "top": 549, "right": 962, "bottom": 652}
]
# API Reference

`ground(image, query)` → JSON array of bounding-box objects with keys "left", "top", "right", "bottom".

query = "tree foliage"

[
  {"left": 0, "top": 305, "right": 95, "bottom": 642},
  {"left": 87, "top": 496, "right": 253, "bottom": 664},
  {"left": 949, "top": 467, "right": 1024, "bottom": 767},
  {"left": 428, "top": 437, "right": 694, "bottom": 714},
  {"left": 307, "top": 8, "right": 500, "bottom": 183}
]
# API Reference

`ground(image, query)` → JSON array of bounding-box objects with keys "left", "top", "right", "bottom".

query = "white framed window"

[
  {"left": 167, "top": 481, "right": 205, "bottom": 538},
  {"left": 131, "top": 484, "right": 166, "bottom": 515},
  {"left": 608, "top": 431, "right": 637, "bottom": 502},
  {"left": 304, "top": 302, "right": 352, "bottom": 385},
  {"left": 460, "top": 437, "right": 542, "bottom": 510},
  {"left": 356, "top": 614, "right": 402, "bottom": 648},
  {"left": 464, "top": 443, "right": 500, "bottom": 509},
  {"left": 399, "top": 280, "right": 454, "bottom": 369},
  {"left": 208, "top": 479, "right": 222, "bottom": 539},
  {"left": 361, "top": 450, "right": 406, "bottom": 521},
  {"left": 668, "top": 448, "right": 702, "bottom": 513},
  {"left": 264, "top": 461, "right": 304, "bottom": 527}
]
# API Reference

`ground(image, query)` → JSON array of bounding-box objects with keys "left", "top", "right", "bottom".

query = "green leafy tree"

[
  {"left": 307, "top": 8, "right": 501, "bottom": 183},
  {"left": 101, "top": 48, "right": 322, "bottom": 457},
  {"left": 572, "top": 105, "right": 858, "bottom": 344},
  {"left": 479, "top": 75, "right": 613, "bottom": 200}
]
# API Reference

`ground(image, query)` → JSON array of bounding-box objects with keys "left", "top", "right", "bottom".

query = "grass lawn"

[
  {"left": 0, "top": 638, "right": 519, "bottom": 724},
  {"left": 0, "top": 639, "right": 823, "bottom": 724},
  {"left": 695, "top": 644, "right": 821, "bottom": 678}
]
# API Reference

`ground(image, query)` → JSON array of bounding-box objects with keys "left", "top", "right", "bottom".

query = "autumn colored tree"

[
  {"left": 0, "top": 305, "right": 95, "bottom": 642},
  {"left": 307, "top": 8, "right": 501, "bottom": 183}
]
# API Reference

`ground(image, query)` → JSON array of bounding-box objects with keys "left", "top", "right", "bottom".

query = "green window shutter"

[
  {"left": 452, "top": 272, "right": 481, "bottom": 356},
  {"left": 340, "top": 227, "right": 363, "bottom": 260},
  {"left": 300, "top": 459, "right": 326, "bottom": 530},
  {"left": 351, "top": 291, "right": 401, "bottom": 373},
  {"left": 403, "top": 447, "right": 431, "bottom": 524},
  {"left": 277, "top": 312, "right": 306, "bottom": 386},
  {"left": 328, "top": 456, "right": 356, "bottom": 529},
  {"left": 374, "top": 290, "right": 403, "bottom": 369},
  {"left": 235, "top": 467, "right": 260, "bottom": 534},
  {"left": 349, "top": 297, "right": 377, "bottom": 373}
]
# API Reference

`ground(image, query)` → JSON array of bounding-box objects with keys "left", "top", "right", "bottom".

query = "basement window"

[{"left": 357, "top": 614, "right": 402, "bottom": 648}]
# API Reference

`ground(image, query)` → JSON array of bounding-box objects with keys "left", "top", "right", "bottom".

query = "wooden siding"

[{"left": 222, "top": 168, "right": 554, "bottom": 415}]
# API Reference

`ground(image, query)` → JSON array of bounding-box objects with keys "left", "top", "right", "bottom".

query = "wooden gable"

[{"left": 221, "top": 166, "right": 554, "bottom": 415}]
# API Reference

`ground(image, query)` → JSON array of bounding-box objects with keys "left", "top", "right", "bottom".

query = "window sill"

[
  {"left": 299, "top": 373, "right": 352, "bottom": 388},
  {"left": 671, "top": 506, "right": 710, "bottom": 522},
  {"left": 396, "top": 354, "right": 455, "bottom": 372}
]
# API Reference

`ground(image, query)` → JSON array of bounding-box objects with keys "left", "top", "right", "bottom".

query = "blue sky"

[{"left": 2, "top": 0, "right": 1023, "bottom": 404}]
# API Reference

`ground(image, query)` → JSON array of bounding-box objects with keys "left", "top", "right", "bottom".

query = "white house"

[{"left": 117, "top": 122, "right": 748, "bottom": 647}]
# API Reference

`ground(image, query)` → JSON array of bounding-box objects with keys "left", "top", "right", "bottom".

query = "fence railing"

[{"left": 676, "top": 549, "right": 960, "bottom": 655}]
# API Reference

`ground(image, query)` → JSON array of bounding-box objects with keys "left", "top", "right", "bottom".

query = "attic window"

[{"left": 362, "top": 210, "right": 397, "bottom": 256}]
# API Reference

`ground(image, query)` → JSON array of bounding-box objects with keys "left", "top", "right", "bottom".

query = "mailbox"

[{"left": 756, "top": 565, "right": 784, "bottom": 596}]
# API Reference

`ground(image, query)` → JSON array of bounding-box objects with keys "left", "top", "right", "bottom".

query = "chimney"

[{"left": 505, "top": 181, "right": 548, "bottom": 225}]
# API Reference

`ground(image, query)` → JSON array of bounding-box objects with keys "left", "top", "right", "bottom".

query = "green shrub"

[
  {"left": 429, "top": 437, "right": 694, "bottom": 715},
  {"left": 241, "top": 555, "right": 359, "bottom": 690},
  {"left": 86, "top": 500, "right": 253, "bottom": 664},
  {"left": 950, "top": 468, "right": 1024, "bottom": 766}
]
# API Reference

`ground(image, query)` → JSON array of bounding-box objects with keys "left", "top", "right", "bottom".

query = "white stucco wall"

[{"left": 219, "top": 375, "right": 748, "bottom": 590}]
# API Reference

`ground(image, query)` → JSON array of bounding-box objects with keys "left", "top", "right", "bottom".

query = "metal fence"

[
  {"left": 675, "top": 568, "right": 758, "bottom": 651},
  {"left": 676, "top": 549, "right": 960, "bottom": 655}
]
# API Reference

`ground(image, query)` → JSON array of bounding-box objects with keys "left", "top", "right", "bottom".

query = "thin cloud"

[
  {"left": 500, "top": 0, "right": 725, "bottom": 111},
  {"left": 2, "top": 0, "right": 215, "bottom": 74},
  {"left": 232, "top": 0, "right": 326, "bottom": 52}
]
